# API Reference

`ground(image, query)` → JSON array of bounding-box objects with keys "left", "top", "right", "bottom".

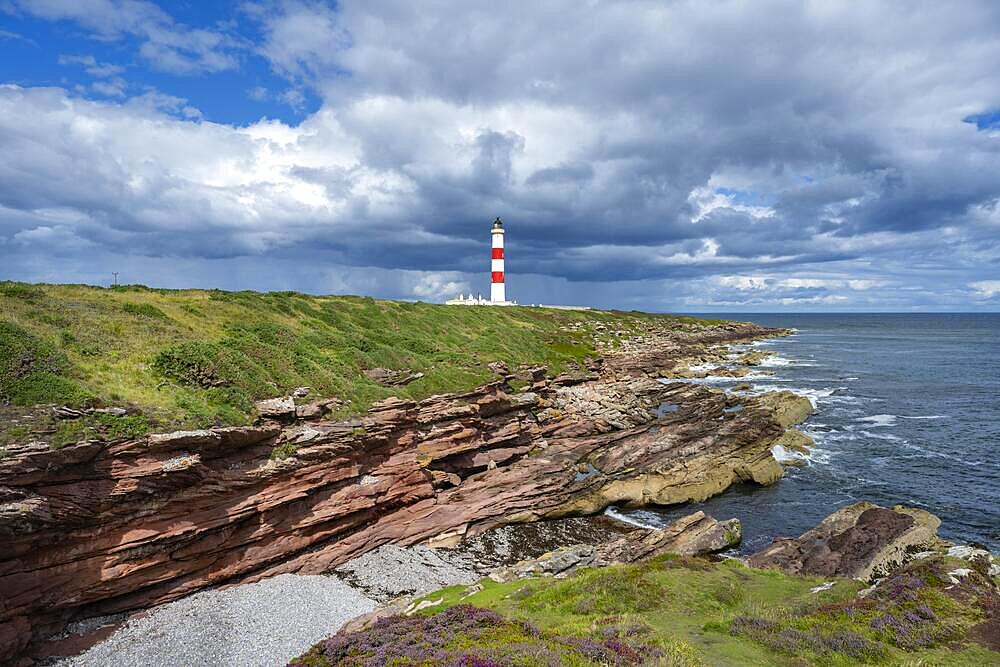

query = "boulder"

[
  {"left": 92, "top": 407, "right": 128, "bottom": 417},
  {"left": 737, "top": 350, "right": 774, "bottom": 366},
  {"left": 255, "top": 396, "right": 296, "bottom": 420},
  {"left": 754, "top": 391, "right": 813, "bottom": 428},
  {"left": 713, "top": 366, "right": 752, "bottom": 378},
  {"left": 295, "top": 398, "right": 340, "bottom": 420},
  {"left": 515, "top": 366, "right": 548, "bottom": 382},
  {"left": 487, "top": 361, "right": 510, "bottom": 376},
  {"left": 52, "top": 406, "right": 85, "bottom": 420},
  {"left": 599, "top": 511, "right": 741, "bottom": 561},
  {"left": 748, "top": 502, "right": 941, "bottom": 581},
  {"left": 489, "top": 545, "right": 598, "bottom": 582}
]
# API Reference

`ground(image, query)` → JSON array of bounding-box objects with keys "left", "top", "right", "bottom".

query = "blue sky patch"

[
  {"left": 963, "top": 109, "right": 1000, "bottom": 131},
  {"left": 0, "top": 3, "right": 319, "bottom": 124}
]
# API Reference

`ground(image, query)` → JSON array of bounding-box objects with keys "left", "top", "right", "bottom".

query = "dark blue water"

[{"left": 612, "top": 314, "right": 1000, "bottom": 553}]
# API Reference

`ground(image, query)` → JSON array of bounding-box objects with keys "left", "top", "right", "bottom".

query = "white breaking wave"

[
  {"left": 757, "top": 353, "right": 816, "bottom": 368},
  {"left": 661, "top": 369, "right": 773, "bottom": 386},
  {"left": 603, "top": 506, "right": 661, "bottom": 529},
  {"left": 751, "top": 384, "right": 848, "bottom": 409},
  {"left": 687, "top": 362, "right": 722, "bottom": 372},
  {"left": 856, "top": 414, "right": 897, "bottom": 427},
  {"left": 858, "top": 429, "right": 905, "bottom": 442},
  {"left": 771, "top": 444, "right": 809, "bottom": 465},
  {"left": 896, "top": 440, "right": 970, "bottom": 463},
  {"left": 773, "top": 442, "right": 835, "bottom": 466},
  {"left": 899, "top": 414, "right": 950, "bottom": 420}
]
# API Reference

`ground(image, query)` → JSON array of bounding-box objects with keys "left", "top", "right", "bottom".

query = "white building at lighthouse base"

[{"left": 445, "top": 293, "right": 516, "bottom": 306}]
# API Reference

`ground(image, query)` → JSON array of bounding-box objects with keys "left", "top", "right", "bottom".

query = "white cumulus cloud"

[{"left": 970, "top": 281, "right": 1000, "bottom": 298}]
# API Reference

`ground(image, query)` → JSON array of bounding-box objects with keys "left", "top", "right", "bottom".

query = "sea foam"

[
  {"left": 856, "top": 414, "right": 897, "bottom": 427},
  {"left": 603, "top": 506, "right": 661, "bottom": 529}
]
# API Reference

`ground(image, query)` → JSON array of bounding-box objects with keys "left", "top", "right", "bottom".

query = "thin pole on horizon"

[{"left": 112, "top": 272, "right": 119, "bottom": 288}]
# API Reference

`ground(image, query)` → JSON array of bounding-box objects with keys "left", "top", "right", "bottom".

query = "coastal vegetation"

[
  {"left": 0, "top": 281, "right": 716, "bottom": 445},
  {"left": 294, "top": 554, "right": 1000, "bottom": 666}
]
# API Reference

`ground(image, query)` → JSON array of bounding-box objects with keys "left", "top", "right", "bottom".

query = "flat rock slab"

[
  {"left": 363, "top": 368, "right": 425, "bottom": 386},
  {"left": 56, "top": 575, "right": 375, "bottom": 667}
]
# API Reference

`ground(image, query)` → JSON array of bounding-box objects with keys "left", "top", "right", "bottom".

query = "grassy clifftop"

[
  {"left": 294, "top": 555, "right": 1000, "bottom": 666},
  {"left": 0, "top": 281, "right": 714, "bottom": 444}
]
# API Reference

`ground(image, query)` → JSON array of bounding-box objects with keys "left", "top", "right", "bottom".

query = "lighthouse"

[
  {"left": 446, "top": 216, "right": 588, "bottom": 309},
  {"left": 490, "top": 217, "right": 505, "bottom": 302},
  {"left": 445, "top": 217, "right": 520, "bottom": 306}
]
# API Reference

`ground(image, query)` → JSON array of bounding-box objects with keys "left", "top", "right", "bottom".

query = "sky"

[{"left": 1, "top": 1, "right": 999, "bottom": 311}]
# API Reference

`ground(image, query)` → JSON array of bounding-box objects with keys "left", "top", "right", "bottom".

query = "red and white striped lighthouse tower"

[{"left": 490, "top": 217, "right": 505, "bottom": 302}]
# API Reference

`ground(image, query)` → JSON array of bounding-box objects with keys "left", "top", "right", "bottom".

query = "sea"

[{"left": 607, "top": 313, "right": 1000, "bottom": 554}]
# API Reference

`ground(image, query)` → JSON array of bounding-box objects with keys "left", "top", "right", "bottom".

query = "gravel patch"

[
  {"left": 57, "top": 574, "right": 376, "bottom": 667},
  {"left": 54, "top": 517, "right": 628, "bottom": 665},
  {"left": 334, "top": 544, "right": 479, "bottom": 602},
  {"left": 333, "top": 517, "right": 631, "bottom": 602}
]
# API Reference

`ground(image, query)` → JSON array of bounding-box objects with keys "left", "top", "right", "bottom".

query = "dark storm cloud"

[
  {"left": 1, "top": 1, "right": 1000, "bottom": 308},
  {"left": 525, "top": 163, "right": 594, "bottom": 187}
]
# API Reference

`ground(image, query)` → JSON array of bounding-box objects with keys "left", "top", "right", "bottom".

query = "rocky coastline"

[
  {"left": 3, "top": 312, "right": 997, "bottom": 665},
  {"left": 0, "top": 318, "right": 816, "bottom": 662}
]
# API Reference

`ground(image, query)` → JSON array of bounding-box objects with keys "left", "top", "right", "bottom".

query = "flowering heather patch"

[
  {"left": 820, "top": 631, "right": 882, "bottom": 658},
  {"left": 731, "top": 556, "right": 1000, "bottom": 661},
  {"left": 729, "top": 616, "right": 778, "bottom": 635},
  {"left": 597, "top": 621, "right": 652, "bottom": 640},
  {"left": 731, "top": 615, "right": 886, "bottom": 661},
  {"left": 291, "top": 556, "right": 998, "bottom": 667},
  {"left": 287, "top": 604, "right": 662, "bottom": 666}
]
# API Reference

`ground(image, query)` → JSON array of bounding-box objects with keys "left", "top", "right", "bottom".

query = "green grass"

[
  {"left": 389, "top": 556, "right": 1000, "bottom": 666},
  {"left": 0, "top": 281, "right": 715, "bottom": 436}
]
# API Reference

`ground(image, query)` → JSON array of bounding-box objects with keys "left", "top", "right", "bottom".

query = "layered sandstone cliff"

[{"left": 0, "top": 321, "right": 803, "bottom": 660}]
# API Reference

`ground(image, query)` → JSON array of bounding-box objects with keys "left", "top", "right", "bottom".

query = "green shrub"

[
  {"left": 203, "top": 386, "right": 254, "bottom": 414},
  {"left": 0, "top": 321, "right": 89, "bottom": 405},
  {"left": 121, "top": 302, "right": 169, "bottom": 319},
  {"left": 0, "top": 281, "right": 44, "bottom": 302},
  {"left": 50, "top": 419, "right": 92, "bottom": 448},
  {"left": 95, "top": 414, "right": 151, "bottom": 440},
  {"left": 153, "top": 341, "right": 233, "bottom": 388},
  {"left": 271, "top": 442, "right": 297, "bottom": 460}
]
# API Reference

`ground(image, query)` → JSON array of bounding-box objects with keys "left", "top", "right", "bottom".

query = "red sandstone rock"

[
  {"left": 0, "top": 322, "right": 793, "bottom": 661},
  {"left": 747, "top": 501, "right": 941, "bottom": 580}
]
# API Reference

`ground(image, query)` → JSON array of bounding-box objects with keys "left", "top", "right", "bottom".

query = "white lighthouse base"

[{"left": 445, "top": 294, "right": 516, "bottom": 306}]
